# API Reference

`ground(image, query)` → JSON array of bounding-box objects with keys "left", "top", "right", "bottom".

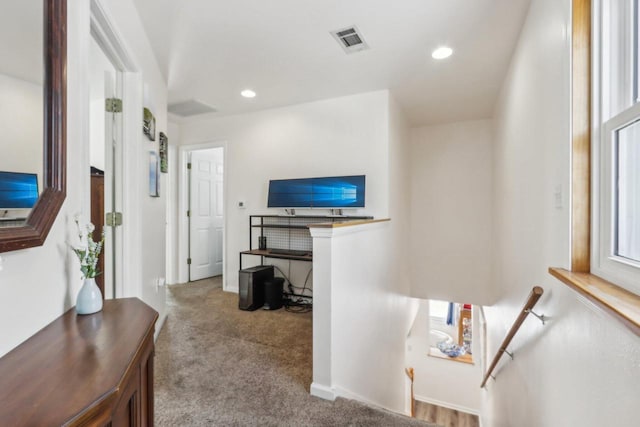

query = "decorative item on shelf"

[
  {"left": 458, "top": 304, "right": 472, "bottom": 354},
  {"left": 437, "top": 340, "right": 466, "bottom": 358},
  {"left": 149, "top": 151, "right": 160, "bottom": 197},
  {"left": 72, "top": 216, "right": 105, "bottom": 315},
  {"left": 159, "top": 132, "right": 168, "bottom": 173},
  {"left": 143, "top": 107, "right": 156, "bottom": 141}
]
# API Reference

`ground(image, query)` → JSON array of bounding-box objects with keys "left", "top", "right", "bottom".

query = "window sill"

[
  {"left": 428, "top": 347, "right": 474, "bottom": 365},
  {"left": 548, "top": 267, "right": 640, "bottom": 336}
]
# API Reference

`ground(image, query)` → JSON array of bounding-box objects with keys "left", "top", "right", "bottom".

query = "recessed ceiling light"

[
  {"left": 432, "top": 47, "right": 453, "bottom": 60},
  {"left": 241, "top": 89, "right": 256, "bottom": 98}
]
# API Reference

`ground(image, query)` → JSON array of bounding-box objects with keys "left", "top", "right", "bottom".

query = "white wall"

[
  {"left": 388, "top": 95, "right": 414, "bottom": 298},
  {"left": 310, "top": 221, "right": 417, "bottom": 413},
  {"left": 178, "top": 91, "right": 390, "bottom": 290},
  {"left": 0, "top": 6, "right": 85, "bottom": 354},
  {"left": 483, "top": 0, "right": 640, "bottom": 426},
  {"left": 99, "top": 0, "right": 169, "bottom": 329},
  {"left": 388, "top": 95, "right": 420, "bottom": 414},
  {"left": 166, "top": 121, "right": 181, "bottom": 285},
  {"left": 409, "top": 120, "right": 494, "bottom": 305},
  {"left": 406, "top": 300, "right": 482, "bottom": 414},
  {"left": 0, "top": 73, "right": 43, "bottom": 190},
  {"left": 88, "top": 37, "right": 115, "bottom": 172},
  {"left": 0, "top": 0, "right": 167, "bottom": 357}
]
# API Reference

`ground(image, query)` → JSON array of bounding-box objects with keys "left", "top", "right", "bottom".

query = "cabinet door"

[
  {"left": 140, "top": 348, "right": 154, "bottom": 426},
  {"left": 112, "top": 367, "right": 141, "bottom": 427}
]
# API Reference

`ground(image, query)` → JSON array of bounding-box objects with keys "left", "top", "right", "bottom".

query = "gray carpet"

[{"left": 154, "top": 277, "right": 436, "bottom": 426}]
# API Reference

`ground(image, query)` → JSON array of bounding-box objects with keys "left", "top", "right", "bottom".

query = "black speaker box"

[
  {"left": 238, "top": 265, "right": 274, "bottom": 311},
  {"left": 264, "top": 277, "right": 284, "bottom": 310}
]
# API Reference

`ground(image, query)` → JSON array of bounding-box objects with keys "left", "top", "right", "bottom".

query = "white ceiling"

[{"left": 132, "top": 0, "right": 531, "bottom": 126}]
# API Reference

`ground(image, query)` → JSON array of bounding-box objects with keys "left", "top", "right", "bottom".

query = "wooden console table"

[{"left": 0, "top": 298, "right": 158, "bottom": 426}]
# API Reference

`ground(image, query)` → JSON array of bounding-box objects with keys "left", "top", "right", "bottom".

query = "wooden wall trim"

[
  {"left": 550, "top": 268, "right": 640, "bottom": 336},
  {"left": 571, "top": 0, "right": 592, "bottom": 272}
]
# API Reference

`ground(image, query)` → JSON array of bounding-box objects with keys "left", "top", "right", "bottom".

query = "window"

[
  {"left": 593, "top": 0, "right": 640, "bottom": 294},
  {"left": 429, "top": 300, "right": 451, "bottom": 323}
]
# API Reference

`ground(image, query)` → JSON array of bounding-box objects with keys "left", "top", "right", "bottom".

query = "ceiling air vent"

[
  {"left": 168, "top": 100, "right": 217, "bottom": 117},
  {"left": 331, "top": 26, "right": 369, "bottom": 54}
]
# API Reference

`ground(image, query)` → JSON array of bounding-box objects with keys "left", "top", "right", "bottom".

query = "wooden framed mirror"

[{"left": 0, "top": 0, "right": 66, "bottom": 252}]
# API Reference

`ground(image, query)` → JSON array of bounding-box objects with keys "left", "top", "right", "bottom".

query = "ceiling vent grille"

[
  {"left": 168, "top": 100, "right": 217, "bottom": 117},
  {"left": 331, "top": 26, "right": 369, "bottom": 54}
]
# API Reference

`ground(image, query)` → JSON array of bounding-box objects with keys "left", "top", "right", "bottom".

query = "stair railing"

[
  {"left": 480, "top": 286, "right": 545, "bottom": 388},
  {"left": 405, "top": 367, "right": 415, "bottom": 417}
]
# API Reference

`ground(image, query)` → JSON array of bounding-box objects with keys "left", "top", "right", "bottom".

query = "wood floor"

[{"left": 415, "top": 401, "right": 479, "bottom": 427}]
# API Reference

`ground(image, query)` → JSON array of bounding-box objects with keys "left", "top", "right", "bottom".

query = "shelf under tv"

[
  {"left": 250, "top": 224, "right": 310, "bottom": 229},
  {"left": 240, "top": 214, "right": 373, "bottom": 270},
  {"left": 240, "top": 249, "right": 313, "bottom": 263},
  {"left": 250, "top": 214, "right": 372, "bottom": 219}
]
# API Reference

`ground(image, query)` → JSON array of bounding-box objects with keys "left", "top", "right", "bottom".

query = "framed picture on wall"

[
  {"left": 159, "top": 132, "right": 168, "bottom": 173},
  {"left": 143, "top": 107, "right": 156, "bottom": 141},
  {"left": 149, "top": 151, "right": 160, "bottom": 197}
]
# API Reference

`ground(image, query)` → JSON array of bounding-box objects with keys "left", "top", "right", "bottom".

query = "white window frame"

[
  {"left": 592, "top": 0, "right": 640, "bottom": 295},
  {"left": 429, "top": 300, "right": 450, "bottom": 329}
]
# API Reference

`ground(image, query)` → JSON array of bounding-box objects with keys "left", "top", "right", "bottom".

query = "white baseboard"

[
  {"left": 310, "top": 384, "right": 409, "bottom": 418},
  {"left": 414, "top": 394, "right": 479, "bottom": 416},
  {"left": 154, "top": 312, "right": 168, "bottom": 342},
  {"left": 224, "top": 285, "right": 238, "bottom": 294},
  {"left": 310, "top": 383, "right": 336, "bottom": 401},
  {"left": 334, "top": 386, "right": 405, "bottom": 416}
]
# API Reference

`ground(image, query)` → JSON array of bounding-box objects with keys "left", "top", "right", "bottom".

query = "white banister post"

[{"left": 309, "top": 227, "right": 336, "bottom": 400}]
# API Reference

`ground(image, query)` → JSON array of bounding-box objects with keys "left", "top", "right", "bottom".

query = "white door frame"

[
  {"left": 178, "top": 141, "right": 228, "bottom": 289},
  {"left": 89, "top": 0, "right": 143, "bottom": 298}
]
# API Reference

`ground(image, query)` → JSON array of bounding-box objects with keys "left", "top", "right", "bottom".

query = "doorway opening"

[
  {"left": 427, "top": 300, "right": 473, "bottom": 364},
  {"left": 185, "top": 146, "right": 225, "bottom": 283},
  {"left": 88, "top": 35, "right": 123, "bottom": 299}
]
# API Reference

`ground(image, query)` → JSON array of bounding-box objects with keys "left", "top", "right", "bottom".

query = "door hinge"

[
  {"left": 105, "top": 98, "right": 123, "bottom": 113},
  {"left": 187, "top": 162, "right": 192, "bottom": 169},
  {"left": 187, "top": 258, "right": 192, "bottom": 265},
  {"left": 106, "top": 212, "right": 123, "bottom": 227},
  {"left": 187, "top": 210, "right": 191, "bottom": 217}
]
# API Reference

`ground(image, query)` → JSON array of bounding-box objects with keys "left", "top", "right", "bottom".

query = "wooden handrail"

[
  {"left": 480, "top": 286, "right": 544, "bottom": 388},
  {"left": 405, "top": 367, "right": 415, "bottom": 417}
]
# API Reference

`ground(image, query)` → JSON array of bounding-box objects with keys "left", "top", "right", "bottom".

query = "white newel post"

[
  {"left": 309, "top": 219, "right": 410, "bottom": 414},
  {"left": 309, "top": 226, "right": 336, "bottom": 400}
]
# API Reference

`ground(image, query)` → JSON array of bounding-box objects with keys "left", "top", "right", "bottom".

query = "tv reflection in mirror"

[
  {"left": 0, "top": 171, "right": 39, "bottom": 225},
  {"left": 267, "top": 175, "right": 365, "bottom": 209}
]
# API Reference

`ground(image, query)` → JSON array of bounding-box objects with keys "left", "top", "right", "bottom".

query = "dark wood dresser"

[{"left": 0, "top": 298, "right": 159, "bottom": 426}]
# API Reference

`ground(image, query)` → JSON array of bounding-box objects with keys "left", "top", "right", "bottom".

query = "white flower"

[{"left": 71, "top": 217, "right": 104, "bottom": 279}]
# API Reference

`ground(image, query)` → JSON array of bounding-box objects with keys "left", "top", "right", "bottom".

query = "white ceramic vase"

[{"left": 76, "top": 277, "right": 103, "bottom": 315}]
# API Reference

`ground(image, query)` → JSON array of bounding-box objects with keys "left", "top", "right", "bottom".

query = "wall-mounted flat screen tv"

[
  {"left": 267, "top": 175, "right": 365, "bottom": 208},
  {"left": 0, "top": 171, "right": 39, "bottom": 209}
]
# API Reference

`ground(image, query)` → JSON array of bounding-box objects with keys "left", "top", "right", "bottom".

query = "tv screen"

[
  {"left": 268, "top": 175, "right": 365, "bottom": 208},
  {"left": 0, "top": 171, "right": 39, "bottom": 209}
]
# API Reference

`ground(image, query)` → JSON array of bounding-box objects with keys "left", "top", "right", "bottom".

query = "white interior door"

[
  {"left": 89, "top": 36, "right": 123, "bottom": 299},
  {"left": 189, "top": 148, "right": 224, "bottom": 281}
]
